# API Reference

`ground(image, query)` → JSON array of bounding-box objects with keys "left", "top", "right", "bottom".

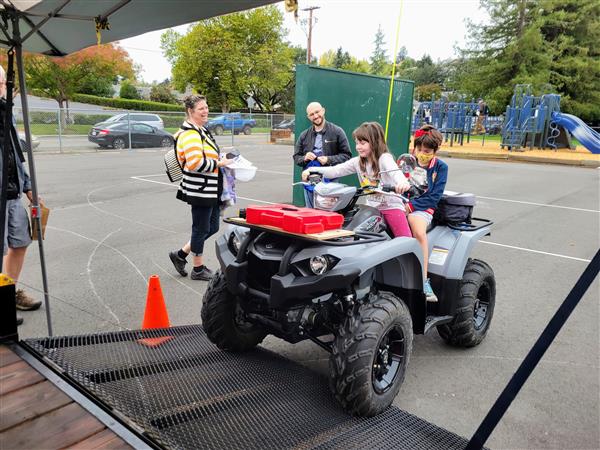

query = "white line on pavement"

[
  {"left": 477, "top": 195, "right": 599, "bottom": 213},
  {"left": 132, "top": 175, "right": 597, "bottom": 212},
  {"left": 131, "top": 175, "right": 594, "bottom": 262},
  {"left": 257, "top": 169, "right": 292, "bottom": 175},
  {"left": 130, "top": 176, "right": 276, "bottom": 204},
  {"left": 480, "top": 240, "right": 591, "bottom": 262}
]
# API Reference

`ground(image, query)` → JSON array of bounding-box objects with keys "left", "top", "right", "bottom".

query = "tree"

[
  {"left": 370, "top": 25, "right": 390, "bottom": 76},
  {"left": 333, "top": 47, "right": 352, "bottom": 69},
  {"left": 120, "top": 80, "right": 140, "bottom": 99},
  {"left": 318, "top": 49, "right": 336, "bottom": 68},
  {"left": 72, "top": 44, "right": 135, "bottom": 97},
  {"left": 318, "top": 48, "right": 369, "bottom": 74},
  {"left": 162, "top": 6, "right": 294, "bottom": 112},
  {"left": 454, "top": 0, "right": 599, "bottom": 121},
  {"left": 150, "top": 80, "right": 177, "bottom": 104},
  {"left": 416, "top": 83, "right": 443, "bottom": 101},
  {"left": 11, "top": 44, "right": 135, "bottom": 126},
  {"left": 396, "top": 46, "right": 408, "bottom": 63}
]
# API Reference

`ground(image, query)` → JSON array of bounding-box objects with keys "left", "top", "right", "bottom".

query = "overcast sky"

[{"left": 118, "top": 0, "right": 488, "bottom": 84}]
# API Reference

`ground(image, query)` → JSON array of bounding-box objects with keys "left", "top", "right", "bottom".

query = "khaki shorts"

[{"left": 3, "top": 198, "right": 31, "bottom": 254}]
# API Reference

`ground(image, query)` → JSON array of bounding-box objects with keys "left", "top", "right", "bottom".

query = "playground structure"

[
  {"left": 501, "top": 84, "right": 600, "bottom": 153},
  {"left": 412, "top": 95, "right": 501, "bottom": 147}
]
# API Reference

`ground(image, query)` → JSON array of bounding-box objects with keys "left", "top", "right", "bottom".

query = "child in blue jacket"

[{"left": 406, "top": 125, "right": 447, "bottom": 302}]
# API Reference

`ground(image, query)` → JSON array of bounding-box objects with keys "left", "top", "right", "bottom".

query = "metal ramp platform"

[{"left": 22, "top": 325, "right": 471, "bottom": 449}]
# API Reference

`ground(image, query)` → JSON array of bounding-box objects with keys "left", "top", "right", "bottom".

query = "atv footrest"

[{"left": 424, "top": 315, "right": 453, "bottom": 334}]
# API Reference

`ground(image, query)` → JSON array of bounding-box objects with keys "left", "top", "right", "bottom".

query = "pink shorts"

[{"left": 381, "top": 208, "right": 412, "bottom": 238}]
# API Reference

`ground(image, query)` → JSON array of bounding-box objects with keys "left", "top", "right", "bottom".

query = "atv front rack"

[{"left": 225, "top": 217, "right": 387, "bottom": 246}]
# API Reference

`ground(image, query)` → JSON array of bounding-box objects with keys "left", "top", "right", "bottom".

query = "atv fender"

[
  {"left": 291, "top": 237, "right": 425, "bottom": 292},
  {"left": 427, "top": 226, "right": 489, "bottom": 279}
]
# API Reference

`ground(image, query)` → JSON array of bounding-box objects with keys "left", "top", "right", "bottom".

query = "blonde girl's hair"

[{"left": 352, "top": 122, "right": 390, "bottom": 179}]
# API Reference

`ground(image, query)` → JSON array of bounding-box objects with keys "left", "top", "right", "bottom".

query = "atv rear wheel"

[
  {"left": 201, "top": 271, "right": 266, "bottom": 351},
  {"left": 437, "top": 259, "right": 496, "bottom": 347},
  {"left": 329, "top": 291, "right": 413, "bottom": 416}
]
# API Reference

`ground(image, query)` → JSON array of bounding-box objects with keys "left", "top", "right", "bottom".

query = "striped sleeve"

[{"left": 177, "top": 130, "right": 217, "bottom": 173}]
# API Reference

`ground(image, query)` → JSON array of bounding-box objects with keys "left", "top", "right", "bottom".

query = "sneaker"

[
  {"left": 169, "top": 251, "right": 188, "bottom": 277},
  {"left": 424, "top": 279, "right": 438, "bottom": 302},
  {"left": 15, "top": 289, "right": 42, "bottom": 311},
  {"left": 190, "top": 266, "right": 214, "bottom": 281}
]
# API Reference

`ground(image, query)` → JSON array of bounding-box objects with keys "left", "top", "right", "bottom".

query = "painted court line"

[
  {"left": 131, "top": 175, "right": 593, "bottom": 262},
  {"left": 133, "top": 174, "right": 597, "bottom": 213},
  {"left": 480, "top": 240, "right": 591, "bottom": 263},
  {"left": 477, "top": 195, "right": 599, "bottom": 213},
  {"left": 130, "top": 176, "right": 274, "bottom": 204}
]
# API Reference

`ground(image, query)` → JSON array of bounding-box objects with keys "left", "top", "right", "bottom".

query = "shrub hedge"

[{"left": 72, "top": 94, "right": 182, "bottom": 112}]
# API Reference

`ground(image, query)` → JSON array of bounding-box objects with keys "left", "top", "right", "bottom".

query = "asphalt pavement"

[{"left": 15, "top": 136, "right": 599, "bottom": 449}]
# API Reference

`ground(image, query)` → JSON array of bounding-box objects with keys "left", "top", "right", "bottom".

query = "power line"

[{"left": 120, "top": 46, "right": 164, "bottom": 54}]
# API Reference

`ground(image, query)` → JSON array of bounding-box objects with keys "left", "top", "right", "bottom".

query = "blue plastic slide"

[{"left": 551, "top": 112, "right": 600, "bottom": 154}]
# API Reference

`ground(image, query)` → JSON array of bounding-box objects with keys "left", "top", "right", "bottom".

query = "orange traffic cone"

[{"left": 138, "top": 275, "right": 172, "bottom": 347}]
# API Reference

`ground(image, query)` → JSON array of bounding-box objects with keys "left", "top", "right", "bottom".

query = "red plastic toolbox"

[{"left": 245, "top": 204, "right": 344, "bottom": 234}]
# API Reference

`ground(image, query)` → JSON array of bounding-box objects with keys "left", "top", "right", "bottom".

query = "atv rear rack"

[{"left": 225, "top": 217, "right": 388, "bottom": 246}]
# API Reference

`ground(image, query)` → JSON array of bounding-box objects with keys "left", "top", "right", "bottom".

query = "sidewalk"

[{"left": 438, "top": 139, "right": 600, "bottom": 168}]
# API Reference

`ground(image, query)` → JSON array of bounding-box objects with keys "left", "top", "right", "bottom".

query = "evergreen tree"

[
  {"left": 454, "top": 0, "right": 599, "bottom": 121},
  {"left": 333, "top": 47, "right": 351, "bottom": 69},
  {"left": 369, "top": 25, "right": 389, "bottom": 75}
]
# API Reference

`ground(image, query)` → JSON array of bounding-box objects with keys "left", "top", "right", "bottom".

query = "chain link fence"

[{"left": 14, "top": 107, "right": 294, "bottom": 153}]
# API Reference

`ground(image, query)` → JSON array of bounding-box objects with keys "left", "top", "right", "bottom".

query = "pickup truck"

[{"left": 206, "top": 113, "right": 256, "bottom": 135}]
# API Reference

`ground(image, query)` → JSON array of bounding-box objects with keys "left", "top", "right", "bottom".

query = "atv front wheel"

[
  {"left": 329, "top": 291, "right": 413, "bottom": 416},
  {"left": 437, "top": 259, "right": 496, "bottom": 347},
  {"left": 201, "top": 271, "right": 266, "bottom": 351}
]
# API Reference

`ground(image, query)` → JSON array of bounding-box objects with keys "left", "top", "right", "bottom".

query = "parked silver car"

[{"left": 94, "top": 113, "right": 164, "bottom": 129}]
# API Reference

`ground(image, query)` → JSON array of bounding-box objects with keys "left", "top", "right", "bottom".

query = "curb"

[{"left": 438, "top": 150, "right": 599, "bottom": 168}]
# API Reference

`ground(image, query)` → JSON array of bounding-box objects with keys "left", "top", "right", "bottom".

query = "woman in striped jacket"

[{"left": 169, "top": 95, "right": 233, "bottom": 281}]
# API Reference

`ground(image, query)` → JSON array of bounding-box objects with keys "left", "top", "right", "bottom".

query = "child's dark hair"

[{"left": 414, "top": 125, "right": 443, "bottom": 152}]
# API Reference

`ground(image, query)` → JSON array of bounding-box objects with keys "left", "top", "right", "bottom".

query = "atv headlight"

[
  {"left": 314, "top": 194, "right": 339, "bottom": 211},
  {"left": 309, "top": 255, "right": 329, "bottom": 275},
  {"left": 228, "top": 232, "right": 242, "bottom": 255}
]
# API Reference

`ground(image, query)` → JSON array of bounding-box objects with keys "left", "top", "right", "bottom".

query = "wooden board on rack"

[{"left": 228, "top": 217, "right": 354, "bottom": 240}]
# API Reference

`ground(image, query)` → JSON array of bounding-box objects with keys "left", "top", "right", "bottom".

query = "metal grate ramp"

[{"left": 24, "top": 325, "right": 470, "bottom": 450}]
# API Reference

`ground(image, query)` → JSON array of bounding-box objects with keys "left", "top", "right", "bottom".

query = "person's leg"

[
  {"left": 408, "top": 214, "right": 429, "bottom": 274},
  {"left": 381, "top": 209, "right": 412, "bottom": 237},
  {"left": 206, "top": 205, "right": 221, "bottom": 241},
  {"left": 3, "top": 247, "right": 27, "bottom": 281},
  {"left": 408, "top": 212, "right": 437, "bottom": 302},
  {"left": 190, "top": 205, "right": 214, "bottom": 280},
  {"left": 5, "top": 199, "right": 40, "bottom": 311}
]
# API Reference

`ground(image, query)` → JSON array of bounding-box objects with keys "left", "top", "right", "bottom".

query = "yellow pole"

[{"left": 384, "top": 0, "right": 405, "bottom": 141}]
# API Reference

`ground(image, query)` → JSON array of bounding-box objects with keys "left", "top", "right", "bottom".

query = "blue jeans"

[{"left": 190, "top": 204, "right": 220, "bottom": 256}]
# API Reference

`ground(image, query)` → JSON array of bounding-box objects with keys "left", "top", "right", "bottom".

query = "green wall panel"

[{"left": 292, "top": 65, "right": 414, "bottom": 206}]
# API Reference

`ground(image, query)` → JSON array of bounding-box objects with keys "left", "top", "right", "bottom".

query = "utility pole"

[{"left": 302, "top": 6, "right": 320, "bottom": 64}]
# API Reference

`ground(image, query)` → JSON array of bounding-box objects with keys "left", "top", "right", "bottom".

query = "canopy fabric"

[{"left": 1, "top": 0, "right": 280, "bottom": 56}]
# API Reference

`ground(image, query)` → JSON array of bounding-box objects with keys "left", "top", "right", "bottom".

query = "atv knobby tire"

[
  {"left": 437, "top": 258, "right": 496, "bottom": 347},
  {"left": 329, "top": 291, "right": 413, "bottom": 417},
  {"left": 201, "top": 271, "right": 266, "bottom": 351}
]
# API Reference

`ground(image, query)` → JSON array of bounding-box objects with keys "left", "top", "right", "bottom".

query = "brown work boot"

[{"left": 15, "top": 289, "right": 42, "bottom": 311}]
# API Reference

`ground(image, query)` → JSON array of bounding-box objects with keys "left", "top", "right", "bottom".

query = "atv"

[{"left": 201, "top": 169, "right": 496, "bottom": 417}]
